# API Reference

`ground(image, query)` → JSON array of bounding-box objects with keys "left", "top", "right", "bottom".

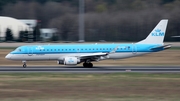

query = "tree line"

[
  {"left": 4, "top": 26, "right": 41, "bottom": 42},
  {"left": 0, "top": 0, "right": 180, "bottom": 42}
]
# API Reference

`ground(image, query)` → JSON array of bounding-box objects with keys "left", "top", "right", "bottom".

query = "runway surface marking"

[{"left": 0, "top": 66, "right": 180, "bottom": 73}]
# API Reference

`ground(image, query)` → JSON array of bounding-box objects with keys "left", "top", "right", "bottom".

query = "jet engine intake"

[{"left": 57, "top": 57, "right": 80, "bottom": 65}]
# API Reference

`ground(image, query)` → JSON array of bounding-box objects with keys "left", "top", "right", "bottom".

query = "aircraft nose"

[{"left": 5, "top": 54, "right": 11, "bottom": 59}]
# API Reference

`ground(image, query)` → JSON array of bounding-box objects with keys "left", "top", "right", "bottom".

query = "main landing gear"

[
  {"left": 83, "top": 63, "right": 93, "bottom": 68},
  {"left": 22, "top": 61, "right": 27, "bottom": 68},
  {"left": 83, "top": 60, "right": 93, "bottom": 68}
]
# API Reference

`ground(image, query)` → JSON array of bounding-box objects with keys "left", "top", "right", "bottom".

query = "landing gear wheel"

[
  {"left": 22, "top": 61, "right": 27, "bottom": 68},
  {"left": 89, "top": 63, "right": 93, "bottom": 68},
  {"left": 83, "top": 63, "right": 93, "bottom": 68},
  {"left": 83, "top": 63, "right": 87, "bottom": 67},
  {"left": 23, "top": 64, "right": 27, "bottom": 68}
]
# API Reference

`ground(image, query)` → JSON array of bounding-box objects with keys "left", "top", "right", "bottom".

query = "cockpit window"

[{"left": 14, "top": 48, "right": 21, "bottom": 52}]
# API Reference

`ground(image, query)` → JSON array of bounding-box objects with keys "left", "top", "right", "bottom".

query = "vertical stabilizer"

[{"left": 137, "top": 19, "right": 168, "bottom": 44}]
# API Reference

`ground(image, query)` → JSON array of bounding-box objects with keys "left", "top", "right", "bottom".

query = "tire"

[
  {"left": 83, "top": 63, "right": 93, "bottom": 68},
  {"left": 89, "top": 63, "right": 93, "bottom": 68},
  {"left": 83, "top": 63, "right": 87, "bottom": 67},
  {"left": 23, "top": 64, "right": 27, "bottom": 68}
]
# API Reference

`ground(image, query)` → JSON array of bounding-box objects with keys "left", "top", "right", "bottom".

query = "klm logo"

[
  {"left": 68, "top": 58, "right": 74, "bottom": 63},
  {"left": 151, "top": 29, "right": 164, "bottom": 36},
  {"left": 36, "top": 46, "right": 44, "bottom": 50}
]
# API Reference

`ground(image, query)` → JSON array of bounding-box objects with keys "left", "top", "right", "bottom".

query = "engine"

[{"left": 57, "top": 57, "right": 80, "bottom": 65}]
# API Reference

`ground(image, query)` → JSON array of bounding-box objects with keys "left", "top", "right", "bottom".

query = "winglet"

[
  {"left": 109, "top": 46, "right": 119, "bottom": 54},
  {"left": 137, "top": 19, "right": 168, "bottom": 44}
]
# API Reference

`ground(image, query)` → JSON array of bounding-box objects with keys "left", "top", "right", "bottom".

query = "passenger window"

[{"left": 128, "top": 46, "right": 130, "bottom": 50}]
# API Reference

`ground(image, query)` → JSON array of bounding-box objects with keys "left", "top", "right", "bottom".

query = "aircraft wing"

[
  {"left": 77, "top": 46, "right": 120, "bottom": 59},
  {"left": 58, "top": 52, "right": 108, "bottom": 60},
  {"left": 78, "top": 46, "right": 120, "bottom": 59},
  {"left": 79, "top": 52, "right": 107, "bottom": 59},
  {"left": 58, "top": 46, "right": 119, "bottom": 60}
]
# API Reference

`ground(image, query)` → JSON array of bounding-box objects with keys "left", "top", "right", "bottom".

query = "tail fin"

[{"left": 137, "top": 19, "right": 168, "bottom": 44}]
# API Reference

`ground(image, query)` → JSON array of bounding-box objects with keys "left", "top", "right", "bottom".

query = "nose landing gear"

[{"left": 22, "top": 61, "right": 27, "bottom": 68}]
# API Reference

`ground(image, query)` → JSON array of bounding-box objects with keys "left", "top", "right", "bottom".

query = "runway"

[{"left": 0, "top": 66, "right": 180, "bottom": 73}]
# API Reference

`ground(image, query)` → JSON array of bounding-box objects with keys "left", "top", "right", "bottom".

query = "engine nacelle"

[{"left": 57, "top": 57, "right": 80, "bottom": 65}]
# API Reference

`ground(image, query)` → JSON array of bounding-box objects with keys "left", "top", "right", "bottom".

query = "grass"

[{"left": 0, "top": 73, "right": 180, "bottom": 101}]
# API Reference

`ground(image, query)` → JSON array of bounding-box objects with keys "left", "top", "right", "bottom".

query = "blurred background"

[{"left": 0, "top": 0, "right": 180, "bottom": 42}]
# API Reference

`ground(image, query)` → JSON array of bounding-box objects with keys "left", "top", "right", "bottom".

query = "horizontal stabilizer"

[
  {"left": 150, "top": 44, "right": 171, "bottom": 51},
  {"left": 172, "top": 36, "right": 180, "bottom": 38}
]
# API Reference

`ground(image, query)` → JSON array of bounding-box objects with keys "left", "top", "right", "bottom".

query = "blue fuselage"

[{"left": 10, "top": 43, "right": 162, "bottom": 55}]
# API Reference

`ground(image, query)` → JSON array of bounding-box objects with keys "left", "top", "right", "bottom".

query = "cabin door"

[
  {"left": 132, "top": 43, "right": 137, "bottom": 54},
  {"left": 28, "top": 47, "right": 33, "bottom": 56}
]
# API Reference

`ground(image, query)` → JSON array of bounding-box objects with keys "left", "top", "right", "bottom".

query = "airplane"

[{"left": 5, "top": 19, "right": 171, "bottom": 68}]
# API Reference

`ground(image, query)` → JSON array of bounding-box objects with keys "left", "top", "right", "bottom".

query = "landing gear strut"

[{"left": 22, "top": 61, "right": 27, "bottom": 68}]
